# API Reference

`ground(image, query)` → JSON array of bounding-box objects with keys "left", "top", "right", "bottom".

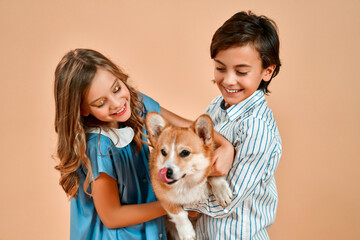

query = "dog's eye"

[
  {"left": 161, "top": 149, "right": 167, "bottom": 157},
  {"left": 179, "top": 150, "right": 190, "bottom": 158}
]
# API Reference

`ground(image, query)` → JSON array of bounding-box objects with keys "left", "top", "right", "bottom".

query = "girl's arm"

[
  {"left": 92, "top": 172, "right": 167, "bottom": 229},
  {"left": 160, "top": 107, "right": 234, "bottom": 176}
]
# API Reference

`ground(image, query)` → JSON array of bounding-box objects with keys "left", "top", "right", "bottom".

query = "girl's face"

[
  {"left": 81, "top": 68, "right": 131, "bottom": 126},
  {"left": 213, "top": 44, "right": 275, "bottom": 107}
]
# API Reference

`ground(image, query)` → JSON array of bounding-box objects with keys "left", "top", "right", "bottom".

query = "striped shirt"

[{"left": 186, "top": 90, "right": 282, "bottom": 239}]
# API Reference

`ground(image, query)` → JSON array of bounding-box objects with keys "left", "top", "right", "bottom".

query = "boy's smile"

[{"left": 213, "top": 44, "right": 275, "bottom": 108}]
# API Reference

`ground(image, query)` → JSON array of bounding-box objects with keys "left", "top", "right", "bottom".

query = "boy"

[{"left": 186, "top": 11, "right": 282, "bottom": 239}]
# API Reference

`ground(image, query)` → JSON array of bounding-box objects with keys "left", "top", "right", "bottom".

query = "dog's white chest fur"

[{"left": 167, "top": 178, "right": 209, "bottom": 204}]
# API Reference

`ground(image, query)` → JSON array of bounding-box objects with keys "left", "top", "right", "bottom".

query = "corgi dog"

[{"left": 145, "top": 112, "right": 233, "bottom": 240}]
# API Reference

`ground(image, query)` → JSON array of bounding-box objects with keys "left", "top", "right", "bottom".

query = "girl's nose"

[{"left": 109, "top": 96, "right": 122, "bottom": 109}]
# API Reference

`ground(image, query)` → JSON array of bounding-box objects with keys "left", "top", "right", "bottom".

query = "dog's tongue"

[{"left": 158, "top": 168, "right": 173, "bottom": 183}]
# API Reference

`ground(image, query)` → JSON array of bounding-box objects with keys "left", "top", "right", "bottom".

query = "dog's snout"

[{"left": 166, "top": 168, "right": 173, "bottom": 179}]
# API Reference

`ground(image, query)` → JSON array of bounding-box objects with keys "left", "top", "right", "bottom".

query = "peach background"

[{"left": 1, "top": 0, "right": 359, "bottom": 239}]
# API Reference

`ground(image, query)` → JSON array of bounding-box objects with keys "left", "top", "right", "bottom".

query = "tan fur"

[
  {"left": 148, "top": 121, "right": 214, "bottom": 212},
  {"left": 146, "top": 112, "right": 232, "bottom": 240}
]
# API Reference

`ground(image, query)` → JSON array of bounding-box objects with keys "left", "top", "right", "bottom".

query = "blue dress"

[{"left": 70, "top": 93, "right": 167, "bottom": 240}]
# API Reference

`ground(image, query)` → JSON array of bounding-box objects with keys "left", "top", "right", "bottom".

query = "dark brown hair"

[{"left": 211, "top": 11, "right": 281, "bottom": 94}]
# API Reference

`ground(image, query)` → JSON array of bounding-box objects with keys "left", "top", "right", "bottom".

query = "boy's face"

[{"left": 213, "top": 44, "right": 275, "bottom": 107}]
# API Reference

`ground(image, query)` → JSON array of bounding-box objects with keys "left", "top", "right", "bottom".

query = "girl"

[{"left": 53, "top": 49, "right": 233, "bottom": 239}]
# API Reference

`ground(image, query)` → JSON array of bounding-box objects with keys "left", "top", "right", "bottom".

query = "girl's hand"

[
  {"left": 187, "top": 210, "right": 201, "bottom": 224},
  {"left": 187, "top": 210, "right": 200, "bottom": 218},
  {"left": 210, "top": 133, "right": 234, "bottom": 176}
]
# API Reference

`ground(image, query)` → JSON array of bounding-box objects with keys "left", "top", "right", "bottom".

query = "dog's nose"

[{"left": 166, "top": 168, "right": 173, "bottom": 179}]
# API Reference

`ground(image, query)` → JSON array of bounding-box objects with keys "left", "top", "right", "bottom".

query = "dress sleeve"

[
  {"left": 138, "top": 92, "right": 161, "bottom": 115},
  {"left": 186, "top": 117, "right": 280, "bottom": 218},
  {"left": 86, "top": 134, "right": 119, "bottom": 181}
]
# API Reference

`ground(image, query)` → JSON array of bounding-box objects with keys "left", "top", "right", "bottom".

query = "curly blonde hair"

[{"left": 54, "top": 49, "right": 145, "bottom": 199}]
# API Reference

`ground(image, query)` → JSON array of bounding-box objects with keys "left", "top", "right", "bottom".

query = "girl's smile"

[{"left": 111, "top": 102, "right": 127, "bottom": 117}]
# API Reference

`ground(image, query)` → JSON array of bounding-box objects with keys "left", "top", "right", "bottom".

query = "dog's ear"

[
  {"left": 145, "top": 112, "right": 167, "bottom": 145},
  {"left": 194, "top": 114, "right": 214, "bottom": 146}
]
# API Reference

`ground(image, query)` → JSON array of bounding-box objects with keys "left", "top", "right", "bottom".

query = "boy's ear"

[{"left": 263, "top": 64, "right": 276, "bottom": 82}]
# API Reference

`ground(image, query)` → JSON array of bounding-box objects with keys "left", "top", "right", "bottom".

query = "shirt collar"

[
  {"left": 223, "top": 90, "right": 265, "bottom": 121},
  {"left": 86, "top": 126, "right": 134, "bottom": 148}
]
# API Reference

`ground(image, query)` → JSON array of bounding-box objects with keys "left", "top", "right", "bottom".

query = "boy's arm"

[
  {"left": 185, "top": 118, "right": 281, "bottom": 218},
  {"left": 160, "top": 107, "right": 234, "bottom": 175}
]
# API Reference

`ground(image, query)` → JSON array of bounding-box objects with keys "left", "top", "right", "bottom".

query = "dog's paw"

[
  {"left": 214, "top": 184, "right": 233, "bottom": 207},
  {"left": 176, "top": 226, "right": 196, "bottom": 240},
  {"left": 168, "top": 211, "right": 196, "bottom": 240},
  {"left": 178, "top": 231, "right": 196, "bottom": 240},
  {"left": 209, "top": 177, "right": 233, "bottom": 207}
]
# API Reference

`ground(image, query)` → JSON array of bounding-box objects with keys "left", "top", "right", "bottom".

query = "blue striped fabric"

[{"left": 186, "top": 90, "right": 282, "bottom": 239}]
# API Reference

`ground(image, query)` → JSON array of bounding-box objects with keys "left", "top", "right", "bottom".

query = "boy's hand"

[{"left": 210, "top": 140, "right": 234, "bottom": 176}]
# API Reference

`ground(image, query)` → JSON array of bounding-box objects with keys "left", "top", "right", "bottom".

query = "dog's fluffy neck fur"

[{"left": 166, "top": 173, "right": 211, "bottom": 205}]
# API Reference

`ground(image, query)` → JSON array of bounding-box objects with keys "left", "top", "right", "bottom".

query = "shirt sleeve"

[{"left": 186, "top": 117, "right": 279, "bottom": 218}]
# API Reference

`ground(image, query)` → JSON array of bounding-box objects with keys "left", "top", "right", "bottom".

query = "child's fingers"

[{"left": 210, "top": 145, "right": 234, "bottom": 176}]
